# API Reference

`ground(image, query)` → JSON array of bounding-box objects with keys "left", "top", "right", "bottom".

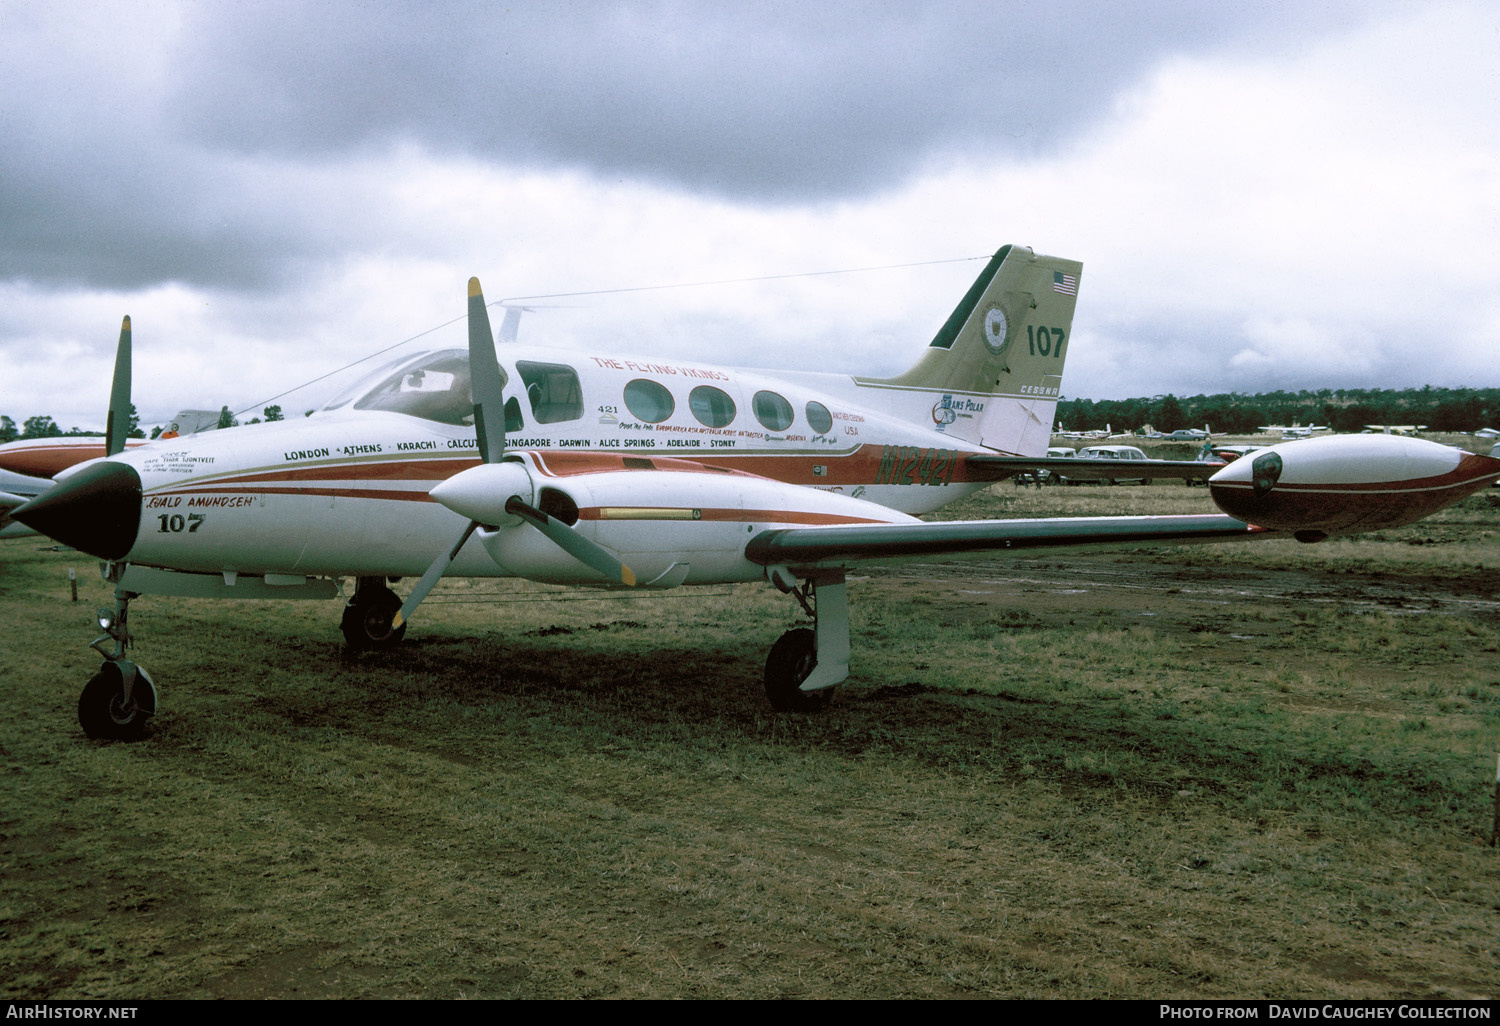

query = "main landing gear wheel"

[
  {"left": 341, "top": 581, "right": 407, "bottom": 651},
  {"left": 79, "top": 662, "right": 156, "bottom": 741},
  {"left": 764, "top": 628, "right": 836, "bottom": 713}
]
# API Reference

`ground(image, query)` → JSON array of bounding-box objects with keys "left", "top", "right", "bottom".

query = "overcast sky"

[{"left": 3, "top": 0, "right": 1497, "bottom": 432}]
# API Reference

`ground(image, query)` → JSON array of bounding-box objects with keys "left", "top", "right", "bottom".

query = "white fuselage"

[{"left": 99, "top": 345, "right": 1018, "bottom": 585}]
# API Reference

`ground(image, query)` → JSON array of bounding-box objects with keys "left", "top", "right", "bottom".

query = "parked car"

[
  {"left": 1036, "top": 446, "right": 1076, "bottom": 484},
  {"left": 1057, "top": 444, "right": 1152, "bottom": 485}
]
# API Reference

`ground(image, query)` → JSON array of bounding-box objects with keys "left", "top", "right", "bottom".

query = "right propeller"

[{"left": 393, "top": 278, "right": 635, "bottom": 630}]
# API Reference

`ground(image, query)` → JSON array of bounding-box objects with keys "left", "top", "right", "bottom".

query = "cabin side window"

[
  {"left": 689, "top": 385, "right": 737, "bottom": 428},
  {"left": 753, "top": 390, "right": 794, "bottom": 432},
  {"left": 517, "top": 361, "right": 584, "bottom": 424},
  {"left": 623, "top": 379, "right": 675, "bottom": 424}
]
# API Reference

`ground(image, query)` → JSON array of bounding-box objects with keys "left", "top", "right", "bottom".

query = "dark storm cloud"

[
  {"left": 171, "top": 1, "right": 1374, "bottom": 197},
  {"left": 0, "top": 0, "right": 1386, "bottom": 292},
  {"left": 0, "top": 148, "right": 335, "bottom": 291}
]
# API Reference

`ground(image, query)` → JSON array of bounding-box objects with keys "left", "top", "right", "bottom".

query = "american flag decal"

[{"left": 1053, "top": 271, "right": 1077, "bottom": 296}]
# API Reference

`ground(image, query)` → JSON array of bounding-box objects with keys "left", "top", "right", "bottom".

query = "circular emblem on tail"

[{"left": 983, "top": 307, "right": 1009, "bottom": 356}]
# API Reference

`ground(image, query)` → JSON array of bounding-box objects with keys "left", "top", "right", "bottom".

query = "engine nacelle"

[
  {"left": 476, "top": 453, "right": 916, "bottom": 586},
  {"left": 1208, "top": 435, "right": 1500, "bottom": 537}
]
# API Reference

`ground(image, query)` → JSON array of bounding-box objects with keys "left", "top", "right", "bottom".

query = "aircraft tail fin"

[{"left": 855, "top": 245, "right": 1081, "bottom": 455}]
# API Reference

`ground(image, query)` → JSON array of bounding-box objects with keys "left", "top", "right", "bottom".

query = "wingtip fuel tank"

[{"left": 1208, "top": 435, "right": 1500, "bottom": 537}]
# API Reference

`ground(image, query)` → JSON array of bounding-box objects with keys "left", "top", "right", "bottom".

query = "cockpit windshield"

[
  {"left": 322, "top": 349, "right": 503, "bottom": 427},
  {"left": 354, "top": 351, "right": 476, "bottom": 425}
]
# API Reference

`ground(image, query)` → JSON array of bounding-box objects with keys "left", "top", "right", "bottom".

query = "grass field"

[{"left": 2, "top": 483, "right": 1498, "bottom": 998}]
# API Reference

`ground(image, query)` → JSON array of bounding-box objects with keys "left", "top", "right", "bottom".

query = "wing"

[
  {"left": 746, "top": 513, "right": 1269, "bottom": 570},
  {"left": 751, "top": 433, "right": 1500, "bottom": 571},
  {"left": 0, "top": 467, "right": 56, "bottom": 501},
  {"left": 0, "top": 469, "right": 52, "bottom": 535}
]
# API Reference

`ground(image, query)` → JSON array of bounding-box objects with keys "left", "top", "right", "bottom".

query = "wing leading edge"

[{"left": 745, "top": 513, "right": 1270, "bottom": 571}]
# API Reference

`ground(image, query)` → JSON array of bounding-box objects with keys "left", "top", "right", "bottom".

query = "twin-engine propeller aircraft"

[{"left": 12, "top": 245, "right": 1500, "bottom": 739}]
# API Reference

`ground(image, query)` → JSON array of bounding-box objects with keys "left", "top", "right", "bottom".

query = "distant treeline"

[
  {"left": 1056, "top": 386, "right": 1500, "bottom": 434},
  {"left": 0, "top": 405, "right": 281, "bottom": 443}
]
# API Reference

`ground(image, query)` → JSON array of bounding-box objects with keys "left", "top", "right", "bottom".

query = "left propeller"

[
  {"left": 105, "top": 316, "right": 132, "bottom": 457},
  {"left": 391, "top": 279, "right": 635, "bottom": 631}
]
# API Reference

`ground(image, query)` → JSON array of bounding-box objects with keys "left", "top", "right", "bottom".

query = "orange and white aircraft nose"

[
  {"left": 10, "top": 459, "right": 143, "bottom": 561},
  {"left": 1208, "top": 435, "right": 1500, "bottom": 536}
]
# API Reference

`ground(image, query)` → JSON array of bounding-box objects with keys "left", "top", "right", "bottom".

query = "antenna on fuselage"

[{"left": 498, "top": 306, "right": 524, "bottom": 343}]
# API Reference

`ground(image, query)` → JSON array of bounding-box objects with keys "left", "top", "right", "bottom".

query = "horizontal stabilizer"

[{"left": 967, "top": 455, "right": 1219, "bottom": 481}]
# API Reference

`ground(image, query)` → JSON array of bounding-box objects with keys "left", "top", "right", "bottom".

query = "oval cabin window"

[
  {"left": 689, "top": 385, "right": 737, "bottom": 428},
  {"left": 623, "top": 379, "right": 675, "bottom": 424},
  {"left": 753, "top": 390, "right": 794, "bottom": 432}
]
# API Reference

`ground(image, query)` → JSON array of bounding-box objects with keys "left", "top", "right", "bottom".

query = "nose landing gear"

[
  {"left": 341, "top": 577, "right": 407, "bottom": 651},
  {"left": 79, "top": 563, "right": 157, "bottom": 741}
]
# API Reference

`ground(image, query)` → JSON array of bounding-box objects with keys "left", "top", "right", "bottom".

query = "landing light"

[{"left": 96, "top": 607, "right": 115, "bottom": 631}]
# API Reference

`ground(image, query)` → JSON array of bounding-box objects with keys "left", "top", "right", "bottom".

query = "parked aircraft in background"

[
  {"left": 0, "top": 410, "right": 234, "bottom": 483},
  {"left": 1256, "top": 424, "right": 1331, "bottom": 440},
  {"left": 1055, "top": 423, "right": 1115, "bottom": 440},
  {"left": 1363, "top": 425, "right": 1427, "bottom": 436},
  {"left": 0, "top": 436, "right": 150, "bottom": 481},
  {"left": 12, "top": 245, "right": 1500, "bottom": 740}
]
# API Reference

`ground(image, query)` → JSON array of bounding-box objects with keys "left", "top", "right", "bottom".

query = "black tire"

[
  {"left": 764, "top": 628, "right": 836, "bottom": 713},
  {"left": 78, "top": 663, "right": 154, "bottom": 741},
  {"left": 341, "top": 585, "right": 407, "bottom": 651}
]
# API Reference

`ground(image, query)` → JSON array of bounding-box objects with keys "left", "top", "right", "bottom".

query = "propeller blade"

[
  {"left": 405, "top": 278, "right": 631, "bottom": 635},
  {"left": 505, "top": 497, "right": 637, "bottom": 586},
  {"left": 468, "top": 278, "right": 508, "bottom": 464},
  {"left": 393, "top": 520, "right": 480, "bottom": 629},
  {"left": 105, "top": 316, "right": 132, "bottom": 457}
]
